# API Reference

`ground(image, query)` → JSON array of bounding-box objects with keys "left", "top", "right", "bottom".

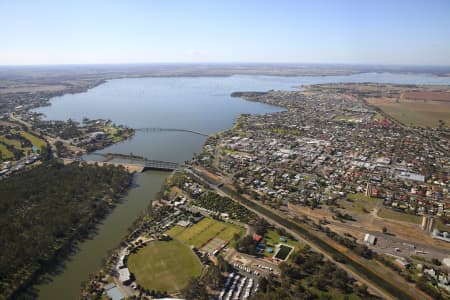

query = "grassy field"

[
  {"left": 333, "top": 115, "right": 361, "bottom": 122},
  {"left": 0, "top": 134, "right": 22, "bottom": 160},
  {"left": 0, "top": 136, "right": 22, "bottom": 148},
  {"left": 0, "top": 144, "right": 13, "bottom": 159},
  {"left": 265, "top": 127, "right": 303, "bottom": 136},
  {"left": 1, "top": 129, "right": 47, "bottom": 162},
  {"left": 342, "top": 193, "right": 378, "bottom": 213},
  {"left": 371, "top": 101, "right": 450, "bottom": 127},
  {"left": 128, "top": 240, "right": 202, "bottom": 292},
  {"left": 263, "top": 229, "right": 303, "bottom": 258},
  {"left": 19, "top": 131, "right": 47, "bottom": 148},
  {"left": 223, "top": 149, "right": 242, "bottom": 155},
  {"left": 378, "top": 208, "right": 421, "bottom": 224},
  {"left": 435, "top": 218, "right": 450, "bottom": 231},
  {"left": 313, "top": 289, "right": 360, "bottom": 300},
  {"left": 165, "top": 217, "right": 244, "bottom": 248},
  {"left": 105, "top": 126, "right": 125, "bottom": 143},
  {"left": 372, "top": 113, "right": 385, "bottom": 121}
]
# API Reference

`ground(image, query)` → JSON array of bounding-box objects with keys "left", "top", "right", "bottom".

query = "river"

[{"left": 32, "top": 73, "right": 450, "bottom": 299}]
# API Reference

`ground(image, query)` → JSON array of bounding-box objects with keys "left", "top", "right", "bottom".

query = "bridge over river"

[
  {"left": 135, "top": 127, "right": 209, "bottom": 137},
  {"left": 63, "top": 153, "right": 180, "bottom": 173}
]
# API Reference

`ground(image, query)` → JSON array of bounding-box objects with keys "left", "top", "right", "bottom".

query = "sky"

[{"left": 1, "top": 0, "right": 450, "bottom": 65}]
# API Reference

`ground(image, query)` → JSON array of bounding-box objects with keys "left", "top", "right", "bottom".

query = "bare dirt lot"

[
  {"left": 366, "top": 97, "right": 394, "bottom": 105},
  {"left": 288, "top": 203, "right": 450, "bottom": 253}
]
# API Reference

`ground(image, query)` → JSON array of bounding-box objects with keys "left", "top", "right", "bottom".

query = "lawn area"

[
  {"left": 105, "top": 126, "right": 124, "bottom": 142},
  {"left": 333, "top": 115, "right": 360, "bottom": 122},
  {"left": 378, "top": 208, "right": 421, "bottom": 224},
  {"left": 165, "top": 223, "right": 186, "bottom": 237},
  {"left": 165, "top": 217, "right": 244, "bottom": 248},
  {"left": 372, "top": 113, "right": 385, "bottom": 121},
  {"left": 105, "top": 126, "right": 118, "bottom": 135},
  {"left": 347, "top": 193, "right": 378, "bottom": 202},
  {"left": 223, "top": 149, "right": 242, "bottom": 155},
  {"left": 128, "top": 240, "right": 202, "bottom": 293},
  {"left": 265, "top": 127, "right": 303, "bottom": 136},
  {"left": 342, "top": 193, "right": 378, "bottom": 213},
  {"left": 263, "top": 229, "right": 303, "bottom": 258},
  {"left": 0, "top": 136, "right": 22, "bottom": 148},
  {"left": 435, "top": 218, "right": 450, "bottom": 231},
  {"left": 313, "top": 289, "right": 361, "bottom": 300},
  {"left": 0, "top": 144, "right": 13, "bottom": 159},
  {"left": 0, "top": 128, "right": 46, "bottom": 162},
  {"left": 19, "top": 131, "right": 47, "bottom": 149}
]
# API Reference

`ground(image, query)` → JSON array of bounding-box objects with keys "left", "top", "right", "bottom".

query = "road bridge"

[
  {"left": 63, "top": 153, "right": 179, "bottom": 172},
  {"left": 62, "top": 159, "right": 146, "bottom": 172},
  {"left": 135, "top": 127, "right": 209, "bottom": 137}
]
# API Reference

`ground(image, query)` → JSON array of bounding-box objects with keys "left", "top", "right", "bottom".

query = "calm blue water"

[
  {"left": 34, "top": 73, "right": 450, "bottom": 163},
  {"left": 36, "top": 73, "right": 450, "bottom": 129}
]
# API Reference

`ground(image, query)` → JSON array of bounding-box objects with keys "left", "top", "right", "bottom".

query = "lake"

[{"left": 33, "top": 73, "right": 450, "bottom": 299}]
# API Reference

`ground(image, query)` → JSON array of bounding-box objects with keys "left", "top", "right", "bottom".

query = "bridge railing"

[
  {"left": 135, "top": 127, "right": 208, "bottom": 136},
  {"left": 78, "top": 153, "right": 180, "bottom": 170}
]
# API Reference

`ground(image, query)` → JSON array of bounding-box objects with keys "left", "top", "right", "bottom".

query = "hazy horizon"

[
  {"left": 1, "top": 62, "right": 450, "bottom": 68},
  {"left": 2, "top": 0, "right": 450, "bottom": 66}
]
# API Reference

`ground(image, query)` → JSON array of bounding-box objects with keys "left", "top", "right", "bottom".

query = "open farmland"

[
  {"left": 362, "top": 87, "right": 450, "bottom": 127},
  {"left": 372, "top": 100, "right": 450, "bottom": 127},
  {"left": 401, "top": 91, "right": 450, "bottom": 102},
  {"left": 127, "top": 240, "right": 202, "bottom": 293},
  {"left": 311, "top": 83, "right": 450, "bottom": 127},
  {"left": 165, "top": 217, "right": 244, "bottom": 248}
]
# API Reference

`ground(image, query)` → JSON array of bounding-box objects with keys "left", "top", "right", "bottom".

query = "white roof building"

[
  {"left": 118, "top": 268, "right": 131, "bottom": 283},
  {"left": 442, "top": 258, "right": 450, "bottom": 268},
  {"left": 363, "top": 233, "right": 377, "bottom": 245}
]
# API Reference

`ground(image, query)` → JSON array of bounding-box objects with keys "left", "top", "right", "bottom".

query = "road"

[
  {"left": 186, "top": 166, "right": 431, "bottom": 300},
  {"left": 9, "top": 113, "right": 33, "bottom": 128}
]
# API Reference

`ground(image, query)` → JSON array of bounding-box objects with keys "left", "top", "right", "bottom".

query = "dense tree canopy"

[
  {"left": 0, "top": 161, "right": 132, "bottom": 298},
  {"left": 193, "top": 192, "right": 257, "bottom": 223},
  {"left": 251, "top": 246, "right": 375, "bottom": 300}
]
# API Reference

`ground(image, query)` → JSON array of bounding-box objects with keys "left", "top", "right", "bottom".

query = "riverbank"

[
  {"left": 34, "top": 170, "right": 169, "bottom": 300},
  {"left": 0, "top": 161, "right": 134, "bottom": 299},
  {"left": 79, "top": 171, "right": 178, "bottom": 299}
]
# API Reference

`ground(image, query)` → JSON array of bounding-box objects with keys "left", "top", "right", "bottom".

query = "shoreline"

[
  {"left": 5, "top": 161, "right": 135, "bottom": 300},
  {"left": 31, "top": 169, "right": 171, "bottom": 300},
  {"left": 6, "top": 70, "right": 450, "bottom": 117}
]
